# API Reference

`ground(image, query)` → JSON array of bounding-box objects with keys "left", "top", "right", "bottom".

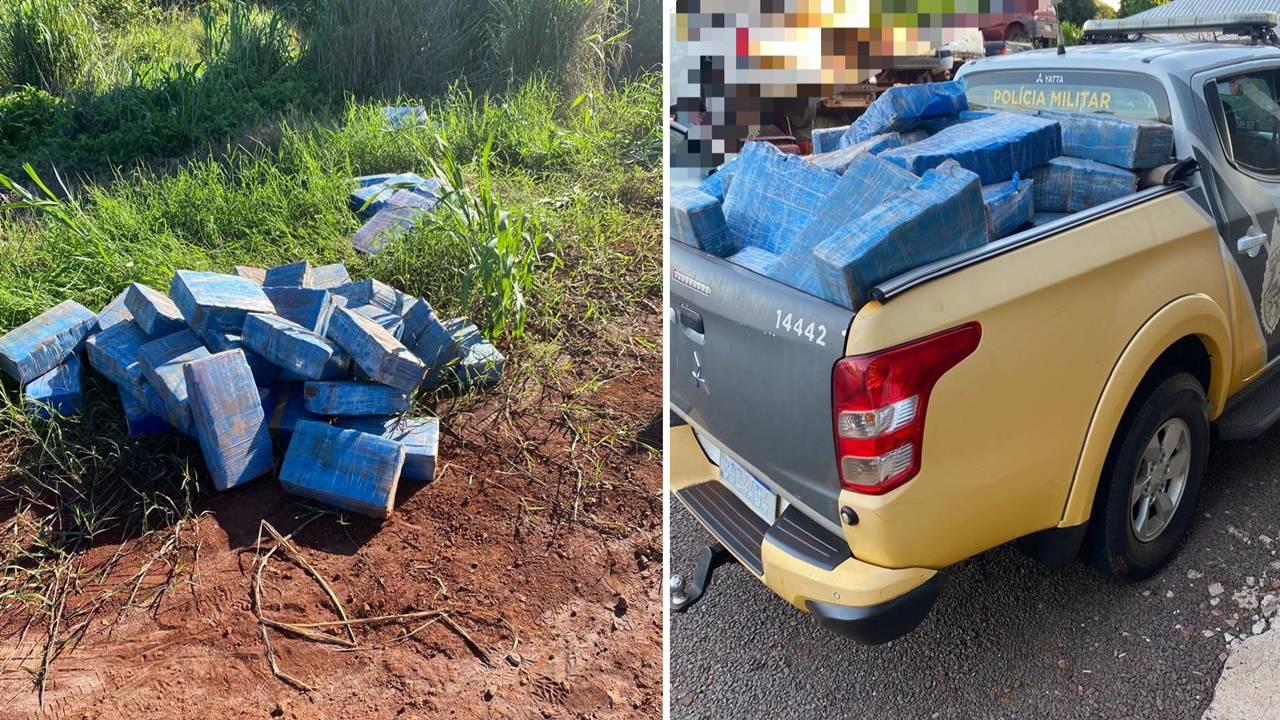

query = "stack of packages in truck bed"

[
  {"left": 672, "top": 79, "right": 1176, "bottom": 309},
  {"left": 0, "top": 263, "right": 504, "bottom": 519}
]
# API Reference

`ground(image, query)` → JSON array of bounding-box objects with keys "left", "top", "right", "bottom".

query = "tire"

[{"left": 1087, "top": 370, "right": 1209, "bottom": 581}]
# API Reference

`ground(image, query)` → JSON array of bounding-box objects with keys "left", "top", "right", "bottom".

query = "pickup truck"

[{"left": 670, "top": 33, "right": 1280, "bottom": 643}]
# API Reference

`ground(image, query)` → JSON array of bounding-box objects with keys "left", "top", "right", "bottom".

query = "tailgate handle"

[{"left": 678, "top": 304, "right": 704, "bottom": 334}]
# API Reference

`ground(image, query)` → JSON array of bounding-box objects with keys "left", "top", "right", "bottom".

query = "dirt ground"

[{"left": 0, "top": 317, "right": 662, "bottom": 720}]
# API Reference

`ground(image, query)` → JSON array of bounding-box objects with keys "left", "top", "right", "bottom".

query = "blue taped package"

[
  {"left": 263, "top": 261, "right": 313, "bottom": 288},
  {"left": 812, "top": 125, "right": 849, "bottom": 154},
  {"left": 1038, "top": 110, "right": 1173, "bottom": 170},
  {"left": 170, "top": 270, "right": 275, "bottom": 333},
  {"left": 124, "top": 283, "right": 186, "bottom": 337},
  {"left": 279, "top": 420, "right": 407, "bottom": 518},
  {"left": 982, "top": 175, "right": 1035, "bottom": 239},
  {"left": 268, "top": 382, "right": 321, "bottom": 441},
  {"left": 326, "top": 306, "right": 426, "bottom": 393},
  {"left": 303, "top": 381, "right": 410, "bottom": 415},
  {"left": 845, "top": 81, "right": 968, "bottom": 145},
  {"left": 411, "top": 310, "right": 462, "bottom": 372},
  {"left": 185, "top": 350, "right": 274, "bottom": 491},
  {"left": 812, "top": 160, "right": 988, "bottom": 308},
  {"left": 349, "top": 173, "right": 441, "bottom": 219},
  {"left": 139, "top": 329, "right": 209, "bottom": 434},
  {"left": 311, "top": 263, "right": 351, "bottom": 290},
  {"left": 263, "top": 287, "right": 334, "bottom": 334},
  {"left": 95, "top": 290, "right": 133, "bottom": 333},
  {"left": 426, "top": 319, "right": 503, "bottom": 391},
  {"left": 1032, "top": 211, "right": 1072, "bottom": 226},
  {"left": 24, "top": 354, "right": 82, "bottom": 418},
  {"left": 1031, "top": 156, "right": 1137, "bottom": 213},
  {"left": 233, "top": 265, "right": 266, "bottom": 284},
  {"left": 727, "top": 247, "right": 780, "bottom": 276},
  {"left": 771, "top": 153, "right": 919, "bottom": 298},
  {"left": 670, "top": 188, "right": 733, "bottom": 256},
  {"left": 196, "top": 329, "right": 279, "bottom": 386},
  {"left": 349, "top": 303, "right": 405, "bottom": 340},
  {"left": 120, "top": 384, "right": 169, "bottom": 436},
  {"left": 721, "top": 141, "right": 840, "bottom": 255},
  {"left": 351, "top": 206, "right": 430, "bottom": 255},
  {"left": 336, "top": 415, "right": 439, "bottom": 483},
  {"left": 810, "top": 133, "right": 903, "bottom": 174},
  {"left": 85, "top": 320, "right": 149, "bottom": 393},
  {"left": 880, "top": 111, "right": 1062, "bottom": 185},
  {"left": 381, "top": 105, "right": 427, "bottom": 129},
  {"left": 0, "top": 300, "right": 96, "bottom": 384},
  {"left": 399, "top": 298, "right": 439, "bottom": 346},
  {"left": 696, "top": 159, "right": 738, "bottom": 201},
  {"left": 242, "top": 312, "right": 340, "bottom": 380},
  {"left": 331, "top": 278, "right": 415, "bottom": 315}
]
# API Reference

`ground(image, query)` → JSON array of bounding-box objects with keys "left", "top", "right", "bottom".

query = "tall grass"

[{"left": 0, "top": 0, "right": 99, "bottom": 95}]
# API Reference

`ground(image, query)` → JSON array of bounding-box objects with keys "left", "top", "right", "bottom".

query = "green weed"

[{"left": 0, "top": 0, "right": 99, "bottom": 95}]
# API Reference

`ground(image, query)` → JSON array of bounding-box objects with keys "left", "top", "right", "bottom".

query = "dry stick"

[
  {"left": 440, "top": 613, "right": 493, "bottom": 667},
  {"left": 260, "top": 521, "right": 355, "bottom": 647},
  {"left": 251, "top": 522, "right": 314, "bottom": 693},
  {"left": 36, "top": 572, "right": 66, "bottom": 711}
]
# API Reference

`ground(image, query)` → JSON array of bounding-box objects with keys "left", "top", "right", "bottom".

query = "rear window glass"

[{"left": 963, "top": 69, "right": 1172, "bottom": 124}]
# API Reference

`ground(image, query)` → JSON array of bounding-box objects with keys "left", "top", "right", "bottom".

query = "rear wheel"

[{"left": 1088, "top": 370, "right": 1208, "bottom": 580}]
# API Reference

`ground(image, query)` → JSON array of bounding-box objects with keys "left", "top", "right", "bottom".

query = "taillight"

[{"left": 832, "top": 323, "right": 981, "bottom": 495}]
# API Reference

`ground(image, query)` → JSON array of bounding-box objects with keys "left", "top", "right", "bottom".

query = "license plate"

[{"left": 719, "top": 455, "right": 778, "bottom": 523}]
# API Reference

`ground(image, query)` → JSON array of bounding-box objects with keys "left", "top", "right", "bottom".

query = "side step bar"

[{"left": 1216, "top": 362, "right": 1280, "bottom": 440}]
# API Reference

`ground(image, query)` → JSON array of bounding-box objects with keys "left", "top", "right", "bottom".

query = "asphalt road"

[{"left": 669, "top": 428, "right": 1280, "bottom": 720}]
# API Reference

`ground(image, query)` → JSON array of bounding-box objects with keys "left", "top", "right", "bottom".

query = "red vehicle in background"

[{"left": 981, "top": 1, "right": 1060, "bottom": 47}]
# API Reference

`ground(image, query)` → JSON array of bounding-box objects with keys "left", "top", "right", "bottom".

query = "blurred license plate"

[{"left": 719, "top": 455, "right": 777, "bottom": 523}]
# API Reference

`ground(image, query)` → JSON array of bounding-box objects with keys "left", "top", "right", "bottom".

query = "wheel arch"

[{"left": 1058, "top": 294, "right": 1231, "bottom": 528}]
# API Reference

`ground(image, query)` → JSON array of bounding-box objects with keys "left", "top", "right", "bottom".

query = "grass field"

[{"left": 0, "top": 1, "right": 661, "bottom": 714}]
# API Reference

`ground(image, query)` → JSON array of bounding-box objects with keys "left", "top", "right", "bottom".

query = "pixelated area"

[{"left": 670, "top": 0, "right": 1044, "bottom": 176}]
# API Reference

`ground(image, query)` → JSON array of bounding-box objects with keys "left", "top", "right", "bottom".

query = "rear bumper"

[{"left": 806, "top": 573, "right": 944, "bottom": 645}]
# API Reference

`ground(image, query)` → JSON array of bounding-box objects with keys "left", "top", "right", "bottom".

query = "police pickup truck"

[{"left": 670, "top": 13, "right": 1280, "bottom": 643}]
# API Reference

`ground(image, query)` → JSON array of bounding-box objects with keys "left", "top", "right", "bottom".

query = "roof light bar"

[{"left": 1082, "top": 11, "right": 1278, "bottom": 38}]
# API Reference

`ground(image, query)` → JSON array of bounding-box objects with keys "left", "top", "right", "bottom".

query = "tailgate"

[{"left": 670, "top": 242, "right": 855, "bottom": 532}]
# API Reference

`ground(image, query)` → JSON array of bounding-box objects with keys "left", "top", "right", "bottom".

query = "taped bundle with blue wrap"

[
  {"left": 812, "top": 126, "right": 849, "bottom": 154},
  {"left": 1031, "top": 157, "right": 1138, "bottom": 213},
  {"left": 771, "top": 153, "right": 919, "bottom": 297},
  {"left": 720, "top": 141, "right": 840, "bottom": 255},
  {"left": 1037, "top": 110, "right": 1174, "bottom": 170},
  {"left": 811, "top": 160, "right": 988, "bottom": 309},
  {"left": 726, "top": 247, "right": 781, "bottom": 276},
  {"left": 982, "top": 174, "right": 1035, "bottom": 239},
  {"left": 697, "top": 159, "right": 738, "bottom": 201},
  {"left": 842, "top": 80, "right": 968, "bottom": 146},
  {"left": 670, "top": 187, "right": 734, "bottom": 256},
  {"left": 880, "top": 111, "right": 1062, "bottom": 184},
  {"left": 810, "top": 132, "right": 903, "bottom": 174}
]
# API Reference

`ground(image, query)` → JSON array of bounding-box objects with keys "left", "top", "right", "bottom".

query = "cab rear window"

[{"left": 963, "top": 69, "right": 1171, "bottom": 124}]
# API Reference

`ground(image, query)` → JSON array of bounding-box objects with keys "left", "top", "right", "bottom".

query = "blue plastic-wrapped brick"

[
  {"left": 771, "top": 153, "right": 919, "bottom": 297},
  {"left": 348, "top": 303, "right": 404, "bottom": 339},
  {"left": 336, "top": 415, "right": 439, "bottom": 482},
  {"left": 982, "top": 175, "right": 1035, "bottom": 239},
  {"left": 138, "top": 329, "right": 209, "bottom": 434},
  {"left": 381, "top": 105, "right": 427, "bottom": 128},
  {"left": 242, "top": 312, "right": 340, "bottom": 380},
  {"left": 670, "top": 188, "right": 733, "bottom": 256},
  {"left": 120, "top": 385, "right": 170, "bottom": 436},
  {"left": 880, "top": 112, "right": 1061, "bottom": 185},
  {"left": 170, "top": 270, "right": 275, "bottom": 333},
  {"left": 24, "top": 354, "right": 82, "bottom": 418},
  {"left": 721, "top": 141, "right": 840, "bottom": 255},
  {"left": 812, "top": 160, "right": 988, "bottom": 308},
  {"left": 184, "top": 349, "right": 274, "bottom": 491},
  {"left": 727, "top": 247, "right": 781, "bottom": 276},
  {"left": 811, "top": 125, "right": 850, "bottom": 154},
  {"left": 303, "top": 381, "right": 411, "bottom": 415},
  {"left": 330, "top": 278, "right": 415, "bottom": 314},
  {"left": 263, "top": 261, "right": 313, "bottom": 288},
  {"left": 196, "top": 329, "right": 279, "bottom": 386},
  {"left": 85, "top": 320, "right": 149, "bottom": 394},
  {"left": 427, "top": 319, "right": 503, "bottom": 391},
  {"left": 810, "top": 132, "right": 903, "bottom": 175},
  {"left": 124, "top": 283, "right": 186, "bottom": 337},
  {"left": 0, "top": 300, "right": 97, "bottom": 384},
  {"left": 233, "top": 265, "right": 266, "bottom": 285},
  {"left": 263, "top": 287, "right": 334, "bottom": 334},
  {"left": 411, "top": 310, "right": 461, "bottom": 372},
  {"left": 352, "top": 206, "right": 431, "bottom": 255},
  {"left": 325, "top": 306, "right": 426, "bottom": 393},
  {"left": 845, "top": 81, "right": 968, "bottom": 145},
  {"left": 95, "top": 290, "right": 133, "bottom": 332},
  {"left": 349, "top": 172, "right": 439, "bottom": 219},
  {"left": 311, "top": 263, "right": 351, "bottom": 290},
  {"left": 1031, "top": 156, "right": 1138, "bottom": 213},
  {"left": 279, "top": 420, "right": 407, "bottom": 518},
  {"left": 400, "top": 298, "right": 438, "bottom": 346},
  {"left": 696, "top": 159, "right": 738, "bottom": 201},
  {"left": 1038, "top": 110, "right": 1173, "bottom": 170},
  {"left": 268, "top": 383, "right": 321, "bottom": 441}
]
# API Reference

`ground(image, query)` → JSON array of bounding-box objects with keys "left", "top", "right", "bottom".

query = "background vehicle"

[{"left": 980, "top": 1, "right": 1060, "bottom": 47}]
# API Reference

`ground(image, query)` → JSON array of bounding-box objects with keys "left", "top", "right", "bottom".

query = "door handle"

[{"left": 1238, "top": 229, "right": 1267, "bottom": 258}]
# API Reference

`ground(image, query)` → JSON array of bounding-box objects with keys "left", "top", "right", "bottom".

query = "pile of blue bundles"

[
  {"left": 810, "top": 133, "right": 903, "bottom": 175},
  {"left": 843, "top": 81, "right": 968, "bottom": 145},
  {"left": 1031, "top": 157, "right": 1138, "bottom": 213},
  {"left": 771, "top": 153, "right": 919, "bottom": 297},
  {"left": 720, "top": 142, "right": 840, "bottom": 255},
  {"left": 880, "top": 111, "right": 1062, "bottom": 185},
  {"left": 982, "top": 174, "right": 1035, "bottom": 239},
  {"left": 812, "top": 160, "right": 988, "bottom": 308},
  {"left": 1038, "top": 110, "right": 1174, "bottom": 170},
  {"left": 671, "top": 187, "right": 733, "bottom": 256}
]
